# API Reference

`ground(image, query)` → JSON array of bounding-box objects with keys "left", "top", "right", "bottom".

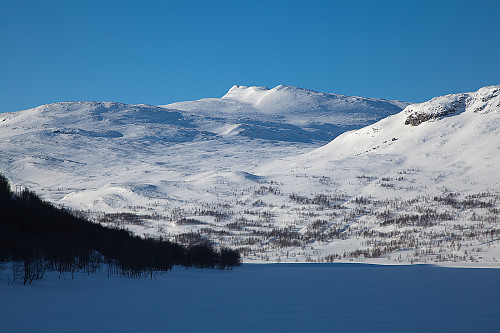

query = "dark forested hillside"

[{"left": 0, "top": 174, "right": 240, "bottom": 284}]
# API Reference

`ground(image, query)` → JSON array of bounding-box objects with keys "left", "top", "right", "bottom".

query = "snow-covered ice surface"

[
  {"left": 1, "top": 264, "right": 499, "bottom": 333},
  {"left": 1, "top": 85, "right": 500, "bottom": 266}
]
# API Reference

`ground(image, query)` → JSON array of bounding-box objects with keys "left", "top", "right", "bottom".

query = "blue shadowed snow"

[{"left": 1, "top": 263, "right": 499, "bottom": 333}]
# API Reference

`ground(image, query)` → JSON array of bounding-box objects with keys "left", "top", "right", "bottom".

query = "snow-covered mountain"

[
  {"left": 0, "top": 85, "right": 406, "bottom": 203},
  {"left": 260, "top": 85, "right": 500, "bottom": 193},
  {"left": 164, "top": 85, "right": 408, "bottom": 142},
  {"left": 1, "top": 85, "right": 499, "bottom": 266}
]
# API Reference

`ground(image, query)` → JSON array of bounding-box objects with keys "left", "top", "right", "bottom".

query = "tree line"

[{"left": 0, "top": 174, "right": 240, "bottom": 284}]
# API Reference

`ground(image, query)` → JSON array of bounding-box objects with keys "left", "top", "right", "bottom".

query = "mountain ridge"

[{"left": 164, "top": 84, "right": 409, "bottom": 127}]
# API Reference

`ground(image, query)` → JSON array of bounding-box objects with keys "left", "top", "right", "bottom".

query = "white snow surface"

[{"left": 1, "top": 85, "right": 500, "bottom": 266}]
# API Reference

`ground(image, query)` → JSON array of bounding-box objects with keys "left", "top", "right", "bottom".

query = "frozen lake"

[{"left": 1, "top": 263, "right": 499, "bottom": 332}]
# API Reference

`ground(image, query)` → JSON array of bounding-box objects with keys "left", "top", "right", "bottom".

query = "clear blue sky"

[{"left": 1, "top": 0, "right": 499, "bottom": 112}]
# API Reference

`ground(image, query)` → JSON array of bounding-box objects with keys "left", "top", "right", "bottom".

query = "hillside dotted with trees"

[{"left": 0, "top": 174, "right": 241, "bottom": 284}]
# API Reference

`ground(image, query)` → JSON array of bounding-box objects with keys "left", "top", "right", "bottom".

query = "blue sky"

[{"left": 1, "top": 0, "right": 499, "bottom": 112}]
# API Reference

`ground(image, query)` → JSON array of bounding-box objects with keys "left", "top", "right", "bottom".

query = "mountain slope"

[{"left": 259, "top": 85, "right": 500, "bottom": 193}]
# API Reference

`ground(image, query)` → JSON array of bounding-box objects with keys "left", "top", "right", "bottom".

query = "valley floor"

[{"left": 1, "top": 263, "right": 499, "bottom": 332}]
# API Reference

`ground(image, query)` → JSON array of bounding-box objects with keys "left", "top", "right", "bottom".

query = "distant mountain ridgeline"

[{"left": 0, "top": 174, "right": 240, "bottom": 285}]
